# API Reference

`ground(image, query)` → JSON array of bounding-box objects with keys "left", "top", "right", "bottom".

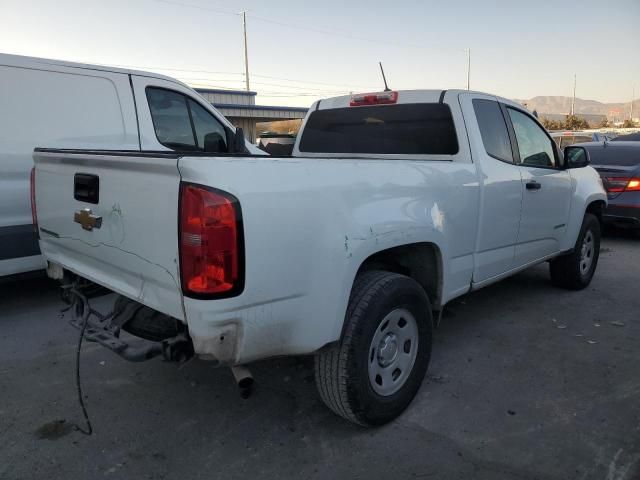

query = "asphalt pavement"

[{"left": 1, "top": 230, "right": 639, "bottom": 480}]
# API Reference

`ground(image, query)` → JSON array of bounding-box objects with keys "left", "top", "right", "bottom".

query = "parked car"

[
  {"left": 33, "top": 89, "right": 606, "bottom": 426},
  {"left": 0, "top": 52, "right": 262, "bottom": 277},
  {"left": 578, "top": 142, "right": 640, "bottom": 229},
  {"left": 257, "top": 131, "right": 296, "bottom": 155},
  {"left": 550, "top": 131, "right": 614, "bottom": 149},
  {"left": 611, "top": 132, "right": 640, "bottom": 142}
]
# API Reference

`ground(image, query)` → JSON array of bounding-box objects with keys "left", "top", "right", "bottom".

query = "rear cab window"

[
  {"left": 472, "top": 99, "right": 513, "bottom": 163},
  {"left": 298, "top": 103, "right": 459, "bottom": 156}
]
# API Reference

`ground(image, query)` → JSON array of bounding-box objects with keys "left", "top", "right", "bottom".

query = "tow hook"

[{"left": 231, "top": 365, "right": 254, "bottom": 399}]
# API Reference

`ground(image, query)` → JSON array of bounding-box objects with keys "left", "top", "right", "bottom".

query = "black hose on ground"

[{"left": 73, "top": 295, "right": 92, "bottom": 435}]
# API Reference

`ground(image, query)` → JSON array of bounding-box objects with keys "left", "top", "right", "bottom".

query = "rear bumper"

[{"left": 603, "top": 196, "right": 640, "bottom": 228}]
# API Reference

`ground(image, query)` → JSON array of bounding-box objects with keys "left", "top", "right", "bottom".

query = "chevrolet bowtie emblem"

[{"left": 74, "top": 208, "right": 102, "bottom": 231}]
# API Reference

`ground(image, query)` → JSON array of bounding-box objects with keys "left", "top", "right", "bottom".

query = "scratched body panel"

[
  {"left": 34, "top": 151, "right": 185, "bottom": 321},
  {"left": 178, "top": 156, "right": 480, "bottom": 363}
]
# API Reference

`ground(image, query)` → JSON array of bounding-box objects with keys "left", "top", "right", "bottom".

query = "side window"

[
  {"left": 472, "top": 99, "right": 513, "bottom": 163},
  {"left": 146, "top": 88, "right": 197, "bottom": 150},
  {"left": 146, "top": 87, "right": 228, "bottom": 153},
  {"left": 188, "top": 99, "right": 227, "bottom": 152},
  {"left": 507, "top": 108, "right": 556, "bottom": 168}
]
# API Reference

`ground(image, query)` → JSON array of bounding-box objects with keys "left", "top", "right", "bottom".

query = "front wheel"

[
  {"left": 315, "top": 271, "right": 432, "bottom": 426},
  {"left": 550, "top": 213, "right": 601, "bottom": 290}
]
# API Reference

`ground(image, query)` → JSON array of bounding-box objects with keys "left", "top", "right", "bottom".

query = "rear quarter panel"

[{"left": 178, "top": 156, "right": 480, "bottom": 363}]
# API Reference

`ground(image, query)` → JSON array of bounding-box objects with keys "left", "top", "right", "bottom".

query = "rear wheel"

[
  {"left": 314, "top": 271, "right": 432, "bottom": 426},
  {"left": 550, "top": 213, "right": 601, "bottom": 290}
]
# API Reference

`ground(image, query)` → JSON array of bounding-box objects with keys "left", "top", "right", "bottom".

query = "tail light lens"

[
  {"left": 179, "top": 183, "right": 244, "bottom": 298},
  {"left": 30, "top": 167, "right": 39, "bottom": 238},
  {"left": 626, "top": 178, "right": 640, "bottom": 191},
  {"left": 350, "top": 91, "right": 398, "bottom": 107},
  {"left": 604, "top": 177, "right": 640, "bottom": 192}
]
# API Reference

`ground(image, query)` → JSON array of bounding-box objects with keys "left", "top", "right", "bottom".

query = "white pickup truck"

[{"left": 34, "top": 88, "right": 606, "bottom": 426}]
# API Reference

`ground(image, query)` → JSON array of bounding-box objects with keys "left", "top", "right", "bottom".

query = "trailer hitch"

[{"left": 64, "top": 284, "right": 192, "bottom": 363}]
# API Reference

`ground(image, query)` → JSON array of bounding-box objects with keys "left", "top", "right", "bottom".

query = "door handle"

[
  {"left": 526, "top": 181, "right": 541, "bottom": 191},
  {"left": 74, "top": 173, "right": 99, "bottom": 204}
]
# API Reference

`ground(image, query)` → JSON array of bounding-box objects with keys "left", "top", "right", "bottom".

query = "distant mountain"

[{"left": 513, "top": 96, "right": 637, "bottom": 117}]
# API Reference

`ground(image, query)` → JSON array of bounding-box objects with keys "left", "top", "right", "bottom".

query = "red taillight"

[
  {"left": 350, "top": 91, "right": 398, "bottom": 107},
  {"left": 179, "top": 183, "right": 243, "bottom": 298},
  {"left": 605, "top": 177, "right": 640, "bottom": 193},
  {"left": 30, "top": 167, "right": 39, "bottom": 237}
]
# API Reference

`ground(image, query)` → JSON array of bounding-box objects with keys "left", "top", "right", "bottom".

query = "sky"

[{"left": 1, "top": 0, "right": 638, "bottom": 108}]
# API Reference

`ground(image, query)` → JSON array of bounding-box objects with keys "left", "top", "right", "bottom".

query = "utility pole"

[
  {"left": 466, "top": 48, "right": 471, "bottom": 90},
  {"left": 241, "top": 11, "right": 250, "bottom": 91},
  {"left": 570, "top": 74, "right": 576, "bottom": 116},
  {"left": 631, "top": 86, "right": 635, "bottom": 121}
]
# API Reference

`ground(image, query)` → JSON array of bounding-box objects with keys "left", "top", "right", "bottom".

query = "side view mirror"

[
  {"left": 226, "top": 127, "right": 249, "bottom": 154},
  {"left": 563, "top": 146, "right": 590, "bottom": 169}
]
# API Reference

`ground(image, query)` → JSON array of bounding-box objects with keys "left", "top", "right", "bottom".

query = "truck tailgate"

[{"left": 33, "top": 150, "right": 185, "bottom": 321}]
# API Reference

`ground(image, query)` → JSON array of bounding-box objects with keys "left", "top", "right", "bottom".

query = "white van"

[{"left": 0, "top": 53, "right": 260, "bottom": 277}]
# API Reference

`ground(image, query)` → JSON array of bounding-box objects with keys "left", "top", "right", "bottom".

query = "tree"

[
  {"left": 564, "top": 115, "right": 590, "bottom": 130},
  {"left": 541, "top": 117, "right": 562, "bottom": 130},
  {"left": 599, "top": 118, "right": 610, "bottom": 128},
  {"left": 622, "top": 119, "right": 637, "bottom": 128}
]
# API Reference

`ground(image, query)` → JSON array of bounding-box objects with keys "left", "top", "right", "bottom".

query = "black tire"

[
  {"left": 550, "top": 213, "right": 601, "bottom": 290},
  {"left": 314, "top": 271, "right": 433, "bottom": 426}
]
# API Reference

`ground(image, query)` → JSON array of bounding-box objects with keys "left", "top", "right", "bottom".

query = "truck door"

[
  {"left": 502, "top": 106, "right": 572, "bottom": 265},
  {"left": 459, "top": 94, "right": 523, "bottom": 283}
]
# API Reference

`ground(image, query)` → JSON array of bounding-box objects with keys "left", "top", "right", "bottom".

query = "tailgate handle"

[{"left": 74, "top": 173, "right": 99, "bottom": 204}]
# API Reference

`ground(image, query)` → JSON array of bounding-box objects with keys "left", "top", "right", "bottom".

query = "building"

[{"left": 195, "top": 88, "right": 308, "bottom": 142}]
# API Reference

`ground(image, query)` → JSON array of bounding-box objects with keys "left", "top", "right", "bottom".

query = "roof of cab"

[
  {"left": 311, "top": 89, "right": 521, "bottom": 110},
  {"left": 0, "top": 52, "right": 183, "bottom": 85}
]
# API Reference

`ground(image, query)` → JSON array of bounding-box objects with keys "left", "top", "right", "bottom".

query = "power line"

[
  {"left": 105, "top": 63, "right": 377, "bottom": 90},
  {"left": 175, "top": 76, "right": 353, "bottom": 92},
  {"left": 191, "top": 85, "right": 350, "bottom": 96},
  {"left": 152, "top": 0, "right": 440, "bottom": 51},
  {"left": 104, "top": 63, "right": 243, "bottom": 76},
  {"left": 252, "top": 73, "right": 376, "bottom": 90},
  {"left": 187, "top": 83, "right": 346, "bottom": 97},
  {"left": 151, "top": 0, "right": 472, "bottom": 95}
]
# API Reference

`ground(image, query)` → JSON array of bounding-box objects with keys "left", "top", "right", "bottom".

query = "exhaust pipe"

[{"left": 231, "top": 365, "right": 254, "bottom": 399}]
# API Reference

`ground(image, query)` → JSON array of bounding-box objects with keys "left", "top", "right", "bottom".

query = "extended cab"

[{"left": 33, "top": 88, "right": 607, "bottom": 426}]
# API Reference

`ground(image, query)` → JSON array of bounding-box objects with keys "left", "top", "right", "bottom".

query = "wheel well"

[
  {"left": 356, "top": 243, "right": 443, "bottom": 310},
  {"left": 586, "top": 200, "right": 606, "bottom": 226}
]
